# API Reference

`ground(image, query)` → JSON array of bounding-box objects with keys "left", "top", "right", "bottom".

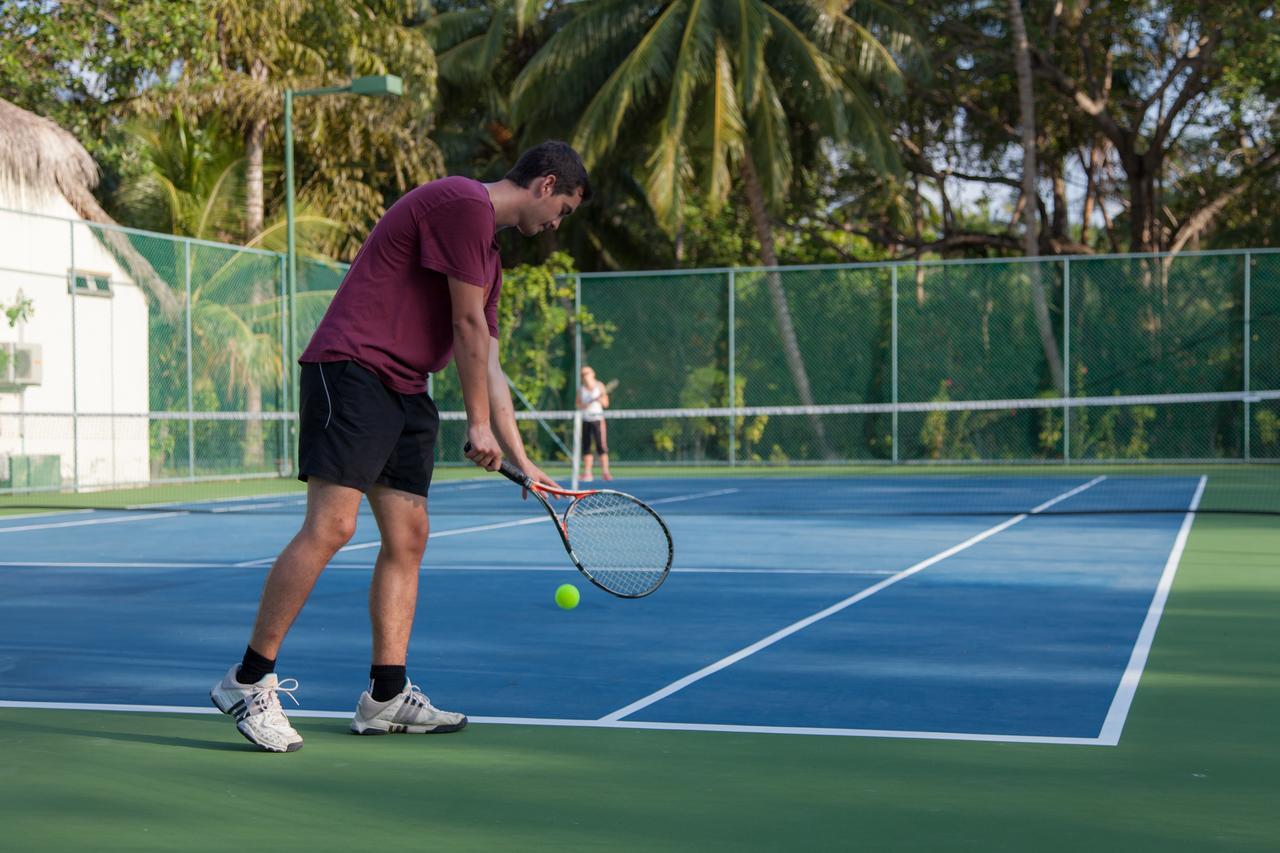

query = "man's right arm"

[{"left": 450, "top": 276, "right": 501, "bottom": 470}]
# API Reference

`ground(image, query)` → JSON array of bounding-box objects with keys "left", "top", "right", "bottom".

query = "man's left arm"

[{"left": 487, "top": 345, "right": 561, "bottom": 490}]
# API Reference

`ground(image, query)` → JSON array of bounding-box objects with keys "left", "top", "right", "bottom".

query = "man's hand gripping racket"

[{"left": 464, "top": 443, "right": 673, "bottom": 598}]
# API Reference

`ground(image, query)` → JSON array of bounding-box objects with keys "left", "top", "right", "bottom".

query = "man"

[
  {"left": 210, "top": 141, "right": 590, "bottom": 752},
  {"left": 577, "top": 365, "right": 612, "bottom": 481}
]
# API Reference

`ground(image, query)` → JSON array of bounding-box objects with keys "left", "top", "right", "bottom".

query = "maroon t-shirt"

[{"left": 300, "top": 176, "right": 502, "bottom": 394}]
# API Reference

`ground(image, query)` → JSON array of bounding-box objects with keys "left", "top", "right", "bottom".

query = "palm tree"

[
  {"left": 512, "top": 0, "right": 916, "bottom": 456},
  {"left": 117, "top": 110, "right": 340, "bottom": 468},
  {"left": 425, "top": 0, "right": 557, "bottom": 178},
  {"left": 138, "top": 0, "right": 443, "bottom": 259}
]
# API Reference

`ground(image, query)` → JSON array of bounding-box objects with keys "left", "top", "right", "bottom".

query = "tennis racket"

[
  {"left": 464, "top": 444, "right": 672, "bottom": 598},
  {"left": 603, "top": 379, "right": 619, "bottom": 394}
]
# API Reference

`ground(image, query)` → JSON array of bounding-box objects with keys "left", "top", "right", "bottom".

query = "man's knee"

[
  {"left": 384, "top": 514, "right": 429, "bottom": 562},
  {"left": 302, "top": 511, "right": 358, "bottom": 552}
]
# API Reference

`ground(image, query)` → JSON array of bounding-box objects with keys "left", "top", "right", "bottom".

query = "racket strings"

[{"left": 565, "top": 492, "right": 671, "bottom": 596}]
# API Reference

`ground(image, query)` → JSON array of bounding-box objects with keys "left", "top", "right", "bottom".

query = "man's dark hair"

[{"left": 506, "top": 141, "right": 592, "bottom": 202}]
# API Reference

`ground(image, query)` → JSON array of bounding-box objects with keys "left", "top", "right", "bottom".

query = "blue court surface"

[{"left": 0, "top": 473, "right": 1203, "bottom": 746}]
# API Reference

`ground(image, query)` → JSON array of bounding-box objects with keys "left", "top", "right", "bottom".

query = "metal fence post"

[
  {"left": 69, "top": 220, "right": 80, "bottom": 491},
  {"left": 728, "top": 268, "right": 736, "bottom": 466},
  {"left": 278, "top": 252, "right": 289, "bottom": 475},
  {"left": 1244, "top": 251, "right": 1252, "bottom": 461},
  {"left": 891, "top": 265, "right": 899, "bottom": 464},
  {"left": 1063, "top": 257, "right": 1071, "bottom": 464},
  {"left": 185, "top": 240, "right": 196, "bottom": 479}
]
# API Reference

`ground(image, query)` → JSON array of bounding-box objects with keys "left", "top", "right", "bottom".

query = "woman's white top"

[{"left": 580, "top": 384, "right": 606, "bottom": 421}]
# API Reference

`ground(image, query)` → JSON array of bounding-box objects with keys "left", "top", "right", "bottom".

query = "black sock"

[
  {"left": 369, "top": 664, "right": 407, "bottom": 702},
  {"left": 237, "top": 645, "right": 276, "bottom": 685}
]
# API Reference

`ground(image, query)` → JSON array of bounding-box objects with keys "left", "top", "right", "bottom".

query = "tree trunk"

[
  {"left": 1050, "top": 159, "right": 1068, "bottom": 245},
  {"left": 243, "top": 56, "right": 269, "bottom": 467},
  {"left": 739, "top": 150, "right": 833, "bottom": 459},
  {"left": 1128, "top": 156, "right": 1159, "bottom": 253},
  {"left": 1079, "top": 139, "right": 1104, "bottom": 248},
  {"left": 1009, "top": 0, "right": 1064, "bottom": 394}
]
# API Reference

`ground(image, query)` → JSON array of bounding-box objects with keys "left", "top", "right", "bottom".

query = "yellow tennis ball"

[{"left": 555, "top": 583, "right": 580, "bottom": 610}]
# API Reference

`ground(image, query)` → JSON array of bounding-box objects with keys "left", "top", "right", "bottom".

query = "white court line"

[
  {"left": 0, "top": 561, "right": 238, "bottom": 570},
  {"left": 126, "top": 491, "right": 305, "bottom": 511},
  {"left": 1095, "top": 475, "right": 1206, "bottom": 746},
  {"left": 0, "top": 700, "right": 1102, "bottom": 745},
  {"left": 233, "top": 486, "right": 739, "bottom": 567},
  {"left": 0, "top": 559, "right": 898, "bottom": 577},
  {"left": 231, "top": 515, "right": 553, "bottom": 567},
  {"left": 647, "top": 487, "right": 739, "bottom": 505},
  {"left": 599, "top": 476, "right": 1107, "bottom": 723},
  {"left": 0, "top": 508, "right": 96, "bottom": 523},
  {"left": 0, "top": 511, "right": 188, "bottom": 534}
]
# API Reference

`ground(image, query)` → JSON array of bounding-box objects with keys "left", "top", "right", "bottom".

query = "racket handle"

[{"left": 462, "top": 442, "right": 530, "bottom": 487}]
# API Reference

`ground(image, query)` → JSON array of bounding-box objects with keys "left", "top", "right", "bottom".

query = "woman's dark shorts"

[{"left": 580, "top": 419, "right": 608, "bottom": 456}]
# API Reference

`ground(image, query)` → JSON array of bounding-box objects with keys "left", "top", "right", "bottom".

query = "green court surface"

[{"left": 1, "top": 512, "right": 1276, "bottom": 851}]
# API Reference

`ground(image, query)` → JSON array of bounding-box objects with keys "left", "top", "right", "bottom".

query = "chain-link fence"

[
  {"left": 1, "top": 204, "right": 1276, "bottom": 501},
  {"left": 0, "top": 207, "right": 312, "bottom": 493},
  {"left": 574, "top": 252, "right": 1279, "bottom": 467}
]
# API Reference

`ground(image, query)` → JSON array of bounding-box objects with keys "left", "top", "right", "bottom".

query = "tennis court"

[{"left": 2, "top": 465, "right": 1277, "bottom": 850}]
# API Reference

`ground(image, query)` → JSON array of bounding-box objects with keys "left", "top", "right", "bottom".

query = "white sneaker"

[
  {"left": 350, "top": 681, "right": 467, "bottom": 735},
  {"left": 210, "top": 664, "right": 304, "bottom": 753}
]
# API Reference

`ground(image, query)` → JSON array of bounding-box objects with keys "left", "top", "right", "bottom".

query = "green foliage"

[
  {"left": 429, "top": 251, "right": 613, "bottom": 461},
  {"left": 513, "top": 0, "right": 915, "bottom": 239},
  {"left": 1256, "top": 409, "right": 1279, "bottom": 449},
  {"left": 496, "top": 250, "right": 608, "bottom": 413},
  {"left": 3, "top": 292, "right": 33, "bottom": 328},
  {"left": 0, "top": 1, "right": 211, "bottom": 195},
  {"left": 650, "top": 367, "right": 768, "bottom": 462}
]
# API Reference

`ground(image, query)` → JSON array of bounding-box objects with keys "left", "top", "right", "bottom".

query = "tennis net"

[{"left": 2, "top": 389, "right": 1275, "bottom": 515}]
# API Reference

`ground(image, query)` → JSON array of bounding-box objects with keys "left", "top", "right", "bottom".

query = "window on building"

[{"left": 69, "top": 270, "right": 113, "bottom": 297}]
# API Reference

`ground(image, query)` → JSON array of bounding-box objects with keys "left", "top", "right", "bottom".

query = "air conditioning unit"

[{"left": 0, "top": 342, "right": 42, "bottom": 388}]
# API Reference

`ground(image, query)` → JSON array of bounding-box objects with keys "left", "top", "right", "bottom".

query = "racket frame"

[{"left": 491, "top": 458, "right": 672, "bottom": 598}]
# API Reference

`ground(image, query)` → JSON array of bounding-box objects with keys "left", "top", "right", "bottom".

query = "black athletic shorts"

[
  {"left": 581, "top": 419, "right": 608, "bottom": 455},
  {"left": 297, "top": 360, "right": 440, "bottom": 497}
]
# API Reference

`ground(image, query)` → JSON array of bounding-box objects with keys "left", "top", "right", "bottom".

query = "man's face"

[{"left": 518, "top": 175, "right": 583, "bottom": 236}]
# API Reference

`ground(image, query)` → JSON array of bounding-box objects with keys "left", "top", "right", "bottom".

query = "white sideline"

[
  {"left": 1095, "top": 475, "right": 1207, "bottom": 746},
  {"left": 599, "top": 476, "right": 1107, "bottom": 723}
]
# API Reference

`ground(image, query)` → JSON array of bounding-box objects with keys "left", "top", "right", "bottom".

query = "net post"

[
  {"left": 728, "top": 268, "right": 736, "bottom": 467},
  {"left": 573, "top": 272, "right": 583, "bottom": 488},
  {"left": 69, "top": 220, "right": 80, "bottom": 492},
  {"left": 571, "top": 410, "right": 582, "bottom": 490},
  {"left": 1244, "top": 250, "right": 1252, "bottom": 461},
  {"left": 1063, "top": 257, "right": 1071, "bottom": 464},
  {"left": 185, "top": 239, "right": 196, "bottom": 481},
  {"left": 891, "top": 264, "right": 899, "bottom": 464}
]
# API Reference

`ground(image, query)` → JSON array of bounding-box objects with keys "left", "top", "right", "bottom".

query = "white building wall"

[{"left": 0, "top": 195, "right": 151, "bottom": 488}]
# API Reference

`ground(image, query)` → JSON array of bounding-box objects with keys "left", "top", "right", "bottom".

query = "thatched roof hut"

[{"left": 0, "top": 97, "right": 179, "bottom": 315}]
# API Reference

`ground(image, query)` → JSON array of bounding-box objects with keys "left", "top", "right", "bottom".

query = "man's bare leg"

[
  {"left": 348, "top": 483, "right": 465, "bottom": 734},
  {"left": 211, "top": 478, "right": 362, "bottom": 752},
  {"left": 366, "top": 484, "right": 430, "bottom": 665},
  {"left": 248, "top": 478, "right": 364, "bottom": 658}
]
